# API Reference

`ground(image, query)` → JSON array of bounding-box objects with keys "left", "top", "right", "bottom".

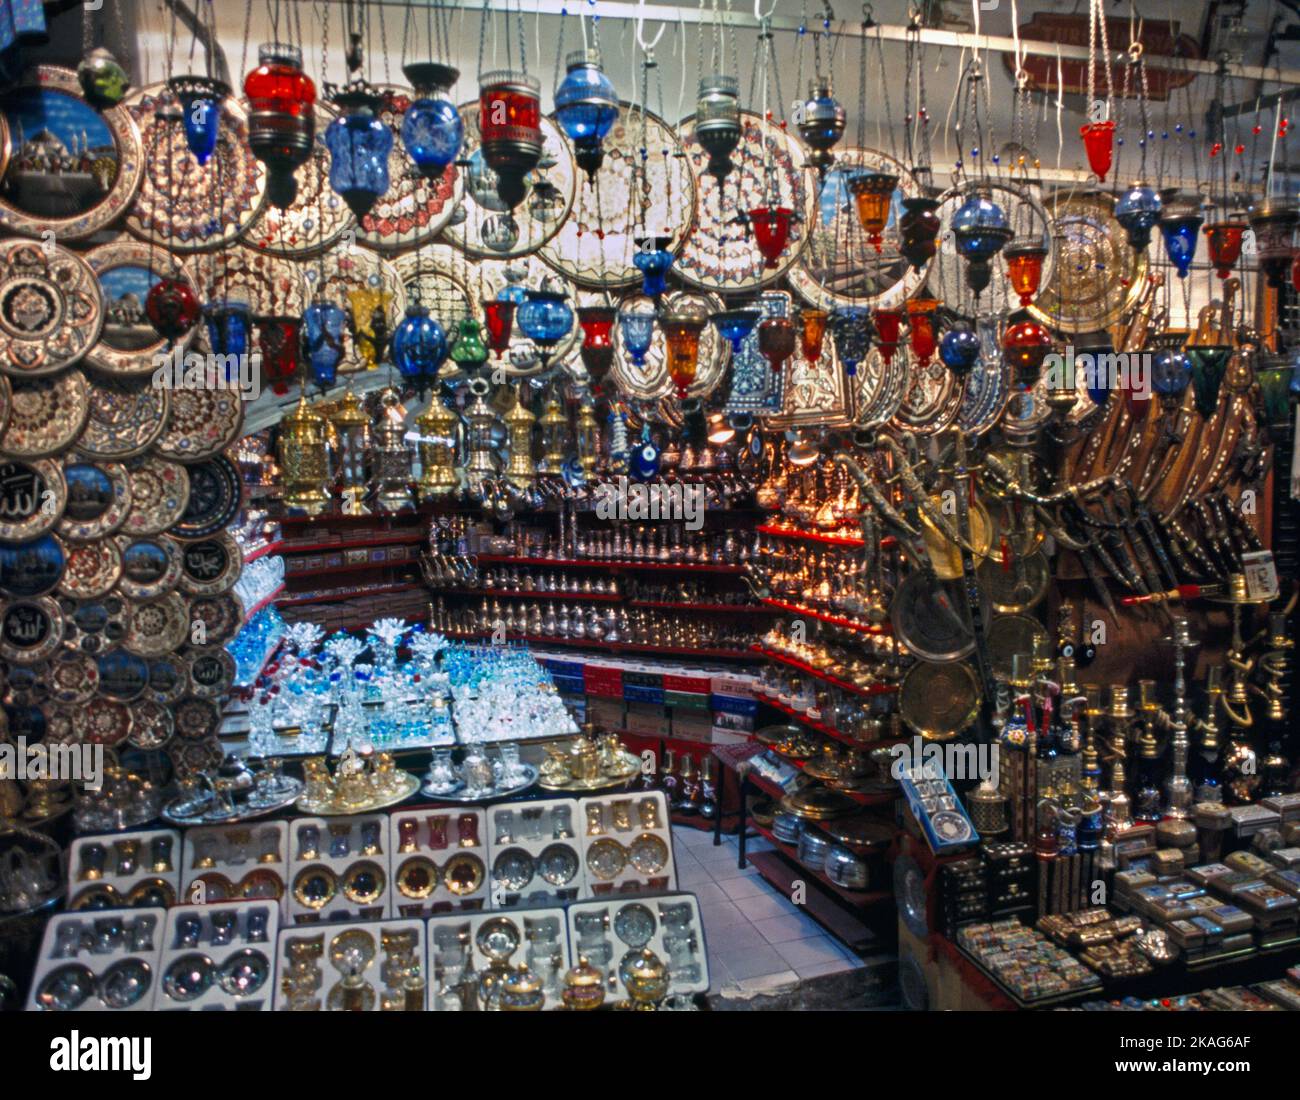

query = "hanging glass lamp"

[
  {"left": 939, "top": 323, "right": 981, "bottom": 376},
  {"left": 829, "top": 308, "right": 868, "bottom": 376},
  {"left": 848, "top": 170, "right": 898, "bottom": 253},
  {"left": 449, "top": 317, "right": 489, "bottom": 373},
  {"left": 168, "top": 73, "right": 228, "bottom": 166},
  {"left": 391, "top": 304, "right": 448, "bottom": 392},
  {"left": 401, "top": 62, "right": 464, "bottom": 178},
  {"left": 906, "top": 298, "right": 941, "bottom": 365},
  {"left": 757, "top": 316, "right": 797, "bottom": 373},
  {"left": 325, "top": 89, "right": 393, "bottom": 219},
  {"left": 873, "top": 307, "right": 903, "bottom": 366},
  {"left": 632, "top": 236, "right": 675, "bottom": 298},
  {"left": 1248, "top": 199, "right": 1298, "bottom": 289},
  {"left": 711, "top": 308, "right": 761, "bottom": 356},
  {"left": 1002, "top": 319, "right": 1054, "bottom": 384},
  {"left": 577, "top": 305, "right": 617, "bottom": 386},
  {"left": 144, "top": 277, "right": 200, "bottom": 343},
  {"left": 478, "top": 70, "right": 543, "bottom": 210},
  {"left": 1114, "top": 181, "right": 1162, "bottom": 251},
  {"left": 951, "top": 190, "right": 1013, "bottom": 296},
  {"left": 1203, "top": 218, "right": 1248, "bottom": 280},
  {"left": 695, "top": 75, "right": 742, "bottom": 183},
  {"left": 659, "top": 302, "right": 709, "bottom": 398},
  {"left": 801, "top": 308, "right": 830, "bottom": 363},
  {"left": 483, "top": 298, "right": 517, "bottom": 359},
  {"left": 204, "top": 299, "right": 252, "bottom": 360},
  {"left": 797, "top": 78, "right": 845, "bottom": 179},
  {"left": 301, "top": 300, "right": 348, "bottom": 391},
  {"left": 244, "top": 43, "right": 317, "bottom": 209},
  {"left": 553, "top": 49, "right": 619, "bottom": 179},
  {"left": 1079, "top": 119, "right": 1115, "bottom": 183},
  {"left": 618, "top": 305, "right": 655, "bottom": 367},
  {"left": 748, "top": 207, "right": 794, "bottom": 269},
  {"left": 1159, "top": 201, "right": 1203, "bottom": 278},
  {"left": 1186, "top": 345, "right": 1232, "bottom": 418},
  {"left": 899, "top": 196, "right": 942, "bottom": 270},
  {"left": 517, "top": 288, "right": 574, "bottom": 367}
]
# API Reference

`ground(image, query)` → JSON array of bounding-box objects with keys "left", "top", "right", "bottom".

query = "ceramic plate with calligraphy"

[
  {"left": 177, "top": 531, "right": 240, "bottom": 596},
  {"left": 539, "top": 103, "right": 695, "bottom": 288},
  {"left": 187, "top": 592, "right": 243, "bottom": 648},
  {"left": 189, "top": 244, "right": 308, "bottom": 321},
  {"left": 120, "top": 455, "right": 189, "bottom": 537},
  {"left": 116, "top": 535, "right": 182, "bottom": 599},
  {"left": 1028, "top": 192, "right": 1146, "bottom": 334},
  {"left": 75, "top": 376, "right": 169, "bottom": 459},
  {"left": 123, "top": 591, "right": 190, "bottom": 658},
  {"left": 0, "top": 66, "right": 145, "bottom": 241},
  {"left": 0, "top": 368, "right": 90, "bottom": 458},
  {"left": 50, "top": 649, "right": 99, "bottom": 705},
  {"left": 127, "top": 698, "right": 173, "bottom": 751},
  {"left": 608, "top": 290, "right": 726, "bottom": 404},
  {"left": 122, "top": 83, "right": 267, "bottom": 252},
  {"left": 0, "top": 531, "right": 64, "bottom": 596},
  {"left": 352, "top": 87, "right": 462, "bottom": 252},
  {"left": 83, "top": 697, "right": 133, "bottom": 747},
  {"left": 852, "top": 345, "right": 909, "bottom": 429},
  {"left": 154, "top": 385, "right": 244, "bottom": 463},
  {"left": 244, "top": 103, "right": 354, "bottom": 258},
  {"left": 57, "top": 537, "right": 122, "bottom": 600},
  {"left": 168, "top": 455, "right": 241, "bottom": 541},
  {"left": 303, "top": 252, "right": 406, "bottom": 375},
  {"left": 444, "top": 102, "right": 574, "bottom": 259},
  {"left": 0, "top": 457, "right": 64, "bottom": 540},
  {"left": 675, "top": 111, "right": 814, "bottom": 292},
  {"left": 0, "top": 239, "right": 104, "bottom": 378},
  {"left": 788, "top": 149, "right": 928, "bottom": 312},
  {"left": 0, "top": 595, "right": 63, "bottom": 664},
  {"left": 185, "top": 647, "right": 235, "bottom": 698},
  {"left": 930, "top": 181, "right": 1056, "bottom": 321},
  {"left": 57, "top": 460, "right": 131, "bottom": 542},
  {"left": 172, "top": 695, "right": 221, "bottom": 741},
  {"left": 891, "top": 356, "right": 963, "bottom": 435},
  {"left": 84, "top": 238, "right": 200, "bottom": 377}
]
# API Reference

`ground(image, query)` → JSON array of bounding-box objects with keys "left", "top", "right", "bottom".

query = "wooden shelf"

[
  {"left": 747, "top": 848, "right": 884, "bottom": 951},
  {"left": 283, "top": 558, "right": 422, "bottom": 581},
  {"left": 277, "top": 581, "right": 423, "bottom": 608},
  {"left": 749, "top": 821, "right": 892, "bottom": 909},
  {"left": 758, "top": 694, "right": 900, "bottom": 750},
  {"left": 760, "top": 598, "right": 892, "bottom": 636},
  {"left": 751, "top": 645, "right": 900, "bottom": 700},
  {"left": 428, "top": 587, "right": 623, "bottom": 602},
  {"left": 440, "top": 629, "right": 758, "bottom": 660},
  {"left": 627, "top": 599, "right": 774, "bottom": 613},
  {"left": 279, "top": 531, "right": 426, "bottom": 555},
  {"left": 475, "top": 555, "right": 743, "bottom": 574},
  {"left": 243, "top": 539, "right": 282, "bottom": 563}
]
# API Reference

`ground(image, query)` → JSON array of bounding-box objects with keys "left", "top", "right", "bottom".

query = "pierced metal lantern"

[
  {"left": 330, "top": 390, "right": 371, "bottom": 514},
  {"left": 1248, "top": 199, "right": 1298, "bottom": 288},
  {"left": 244, "top": 43, "right": 317, "bottom": 209},
  {"left": 797, "top": 78, "right": 846, "bottom": 179},
  {"left": 554, "top": 49, "right": 620, "bottom": 179},
  {"left": 478, "top": 70, "right": 543, "bottom": 210},
  {"left": 695, "top": 75, "right": 742, "bottom": 183},
  {"left": 279, "top": 395, "right": 331, "bottom": 515},
  {"left": 415, "top": 395, "right": 459, "bottom": 501},
  {"left": 503, "top": 385, "right": 537, "bottom": 490},
  {"left": 370, "top": 390, "right": 415, "bottom": 513},
  {"left": 401, "top": 62, "right": 464, "bottom": 178}
]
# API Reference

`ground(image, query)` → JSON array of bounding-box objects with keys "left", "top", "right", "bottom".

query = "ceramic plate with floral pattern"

[
  {"left": 0, "top": 239, "right": 104, "bottom": 377},
  {"left": 0, "top": 369, "right": 90, "bottom": 458},
  {"left": 128, "top": 698, "right": 174, "bottom": 750},
  {"left": 56, "top": 537, "right": 123, "bottom": 600},
  {"left": 75, "top": 376, "right": 169, "bottom": 459},
  {"left": 120, "top": 455, "right": 189, "bottom": 537},
  {"left": 123, "top": 591, "right": 190, "bottom": 658},
  {"left": 153, "top": 385, "right": 244, "bottom": 463}
]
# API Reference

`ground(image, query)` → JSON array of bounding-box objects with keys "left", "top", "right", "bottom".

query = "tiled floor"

[{"left": 671, "top": 824, "right": 867, "bottom": 999}]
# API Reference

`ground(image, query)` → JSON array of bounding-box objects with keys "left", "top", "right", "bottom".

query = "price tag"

[{"left": 1242, "top": 550, "right": 1279, "bottom": 601}]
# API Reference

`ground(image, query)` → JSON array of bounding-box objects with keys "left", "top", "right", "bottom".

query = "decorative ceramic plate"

[
  {"left": 59, "top": 594, "right": 126, "bottom": 655},
  {"left": 84, "top": 238, "right": 199, "bottom": 376},
  {"left": 172, "top": 695, "right": 221, "bottom": 741},
  {"left": 189, "top": 244, "right": 309, "bottom": 322},
  {"left": 0, "top": 595, "right": 63, "bottom": 664},
  {"left": 169, "top": 737, "right": 224, "bottom": 780},
  {"left": 120, "top": 455, "right": 189, "bottom": 537},
  {"left": 0, "top": 372, "right": 9, "bottom": 438},
  {"left": 83, "top": 697, "right": 133, "bottom": 747},
  {"left": 57, "top": 537, "right": 122, "bottom": 599},
  {"left": 243, "top": 103, "right": 354, "bottom": 258},
  {"left": 177, "top": 531, "right": 241, "bottom": 596},
  {"left": 0, "top": 66, "right": 145, "bottom": 241},
  {"left": 852, "top": 345, "right": 909, "bottom": 429},
  {"left": 154, "top": 385, "right": 243, "bottom": 463},
  {"left": 303, "top": 252, "right": 406, "bottom": 375},
  {"left": 351, "top": 87, "right": 462, "bottom": 252},
  {"left": 41, "top": 704, "right": 78, "bottom": 745},
  {"left": 0, "top": 531, "right": 63, "bottom": 596},
  {"left": 187, "top": 592, "right": 243, "bottom": 648},
  {"left": 675, "top": 110, "right": 814, "bottom": 291},
  {"left": 444, "top": 102, "right": 574, "bottom": 258},
  {"left": 1029, "top": 192, "right": 1147, "bottom": 334},
  {"left": 127, "top": 698, "right": 174, "bottom": 751},
  {"left": 146, "top": 654, "right": 189, "bottom": 705},
  {"left": 49, "top": 649, "right": 99, "bottom": 705},
  {"left": 122, "top": 83, "right": 267, "bottom": 252},
  {"left": 392, "top": 243, "right": 475, "bottom": 332},
  {"left": 891, "top": 356, "right": 963, "bottom": 435},
  {"left": 57, "top": 460, "right": 131, "bottom": 541},
  {"left": 123, "top": 591, "right": 190, "bottom": 658},
  {"left": 168, "top": 455, "right": 241, "bottom": 541},
  {"left": 0, "top": 239, "right": 104, "bottom": 377},
  {"left": 0, "top": 369, "right": 89, "bottom": 458},
  {"left": 185, "top": 647, "right": 235, "bottom": 698},
  {"left": 98, "top": 649, "right": 151, "bottom": 701},
  {"left": 931, "top": 181, "right": 1055, "bottom": 320},
  {"left": 75, "top": 376, "right": 169, "bottom": 459},
  {"left": 539, "top": 103, "right": 695, "bottom": 288},
  {"left": 0, "top": 457, "right": 64, "bottom": 540},
  {"left": 116, "top": 535, "right": 182, "bottom": 599},
  {"left": 788, "top": 149, "right": 928, "bottom": 311},
  {"left": 608, "top": 290, "right": 726, "bottom": 403}
]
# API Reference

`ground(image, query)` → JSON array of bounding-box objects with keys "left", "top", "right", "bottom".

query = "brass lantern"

[
  {"left": 416, "top": 395, "right": 459, "bottom": 501},
  {"left": 330, "top": 389, "right": 371, "bottom": 514},
  {"left": 503, "top": 385, "right": 537, "bottom": 491},
  {"left": 537, "top": 391, "right": 569, "bottom": 475},
  {"left": 575, "top": 395, "right": 600, "bottom": 479},
  {"left": 279, "top": 394, "right": 331, "bottom": 514},
  {"left": 369, "top": 390, "right": 415, "bottom": 512}
]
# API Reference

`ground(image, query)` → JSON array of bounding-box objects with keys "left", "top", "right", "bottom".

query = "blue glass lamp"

[
  {"left": 829, "top": 308, "right": 870, "bottom": 376},
  {"left": 632, "top": 235, "right": 675, "bottom": 298},
  {"left": 1115, "top": 182, "right": 1162, "bottom": 250},
  {"left": 516, "top": 289, "right": 574, "bottom": 367},
  {"left": 204, "top": 299, "right": 252, "bottom": 363},
  {"left": 168, "top": 74, "right": 229, "bottom": 166},
  {"left": 553, "top": 49, "right": 619, "bottom": 179},
  {"left": 391, "top": 304, "right": 448, "bottom": 392},
  {"left": 711, "top": 309, "right": 760, "bottom": 355},
  {"left": 301, "top": 301, "right": 348, "bottom": 390},
  {"left": 1159, "top": 202, "right": 1203, "bottom": 279},
  {"left": 326, "top": 90, "right": 394, "bottom": 219},
  {"left": 400, "top": 62, "right": 464, "bottom": 178},
  {"left": 938, "top": 323, "right": 982, "bottom": 376},
  {"left": 618, "top": 306, "right": 656, "bottom": 367},
  {"left": 1150, "top": 347, "right": 1192, "bottom": 407},
  {"left": 950, "top": 190, "right": 1013, "bottom": 296}
]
